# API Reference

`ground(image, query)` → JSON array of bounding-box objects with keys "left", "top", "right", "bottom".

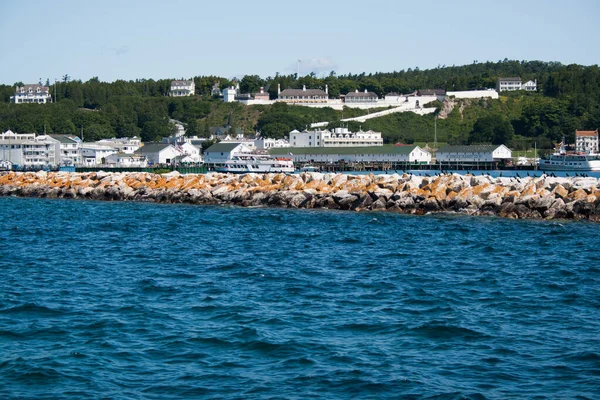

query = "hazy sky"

[{"left": 1, "top": 0, "right": 598, "bottom": 85}]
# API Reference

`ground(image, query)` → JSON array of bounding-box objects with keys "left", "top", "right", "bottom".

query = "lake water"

[{"left": 1, "top": 197, "right": 599, "bottom": 399}]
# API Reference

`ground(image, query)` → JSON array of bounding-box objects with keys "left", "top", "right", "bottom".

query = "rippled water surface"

[{"left": 1, "top": 197, "right": 599, "bottom": 399}]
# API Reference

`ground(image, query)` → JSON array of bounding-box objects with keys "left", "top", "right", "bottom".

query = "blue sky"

[{"left": 1, "top": 0, "right": 598, "bottom": 85}]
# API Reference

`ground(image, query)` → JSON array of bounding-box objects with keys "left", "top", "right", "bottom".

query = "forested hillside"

[{"left": 0, "top": 60, "right": 598, "bottom": 150}]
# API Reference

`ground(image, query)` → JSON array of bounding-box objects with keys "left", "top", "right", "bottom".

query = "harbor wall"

[{"left": 1, "top": 171, "right": 600, "bottom": 221}]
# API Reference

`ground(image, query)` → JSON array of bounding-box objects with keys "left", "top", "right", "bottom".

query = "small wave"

[
  {"left": 0, "top": 303, "right": 64, "bottom": 316},
  {"left": 411, "top": 323, "right": 489, "bottom": 340}
]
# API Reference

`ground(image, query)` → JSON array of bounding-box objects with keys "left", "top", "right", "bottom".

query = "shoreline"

[{"left": 1, "top": 171, "right": 599, "bottom": 221}]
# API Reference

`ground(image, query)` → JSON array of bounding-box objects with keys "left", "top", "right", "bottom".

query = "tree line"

[{"left": 0, "top": 60, "right": 598, "bottom": 149}]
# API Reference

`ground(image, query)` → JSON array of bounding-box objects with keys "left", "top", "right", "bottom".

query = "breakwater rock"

[{"left": 2, "top": 171, "right": 600, "bottom": 221}]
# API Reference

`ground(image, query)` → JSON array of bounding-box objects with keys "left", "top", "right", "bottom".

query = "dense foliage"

[{"left": 0, "top": 60, "right": 599, "bottom": 149}]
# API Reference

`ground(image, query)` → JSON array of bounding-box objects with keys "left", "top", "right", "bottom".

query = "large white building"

[
  {"left": 575, "top": 129, "right": 599, "bottom": 154},
  {"left": 497, "top": 77, "right": 537, "bottom": 92},
  {"left": 10, "top": 84, "right": 52, "bottom": 104},
  {"left": 170, "top": 79, "right": 195, "bottom": 97},
  {"left": 289, "top": 127, "right": 383, "bottom": 148},
  {"left": 436, "top": 145, "right": 512, "bottom": 164},
  {"left": 0, "top": 132, "right": 60, "bottom": 167}
]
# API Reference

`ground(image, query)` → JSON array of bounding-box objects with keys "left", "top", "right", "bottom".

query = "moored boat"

[
  {"left": 215, "top": 154, "right": 294, "bottom": 173},
  {"left": 538, "top": 153, "right": 600, "bottom": 171}
]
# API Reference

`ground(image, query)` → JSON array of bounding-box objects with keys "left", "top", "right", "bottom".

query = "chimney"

[
  {"left": 355, "top": 89, "right": 358, "bottom": 93},
  {"left": 364, "top": 89, "right": 368, "bottom": 93},
  {"left": 303, "top": 85, "right": 306, "bottom": 91},
  {"left": 325, "top": 84, "right": 328, "bottom": 95},
  {"left": 277, "top": 83, "right": 281, "bottom": 95},
  {"left": 260, "top": 87, "right": 264, "bottom": 94}
]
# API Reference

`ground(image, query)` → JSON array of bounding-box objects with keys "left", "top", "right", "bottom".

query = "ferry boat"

[
  {"left": 538, "top": 139, "right": 600, "bottom": 171},
  {"left": 215, "top": 154, "right": 294, "bottom": 173},
  {"left": 538, "top": 153, "right": 600, "bottom": 171}
]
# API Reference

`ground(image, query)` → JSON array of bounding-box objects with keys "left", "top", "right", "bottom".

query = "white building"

[
  {"left": 81, "top": 144, "right": 118, "bottom": 166},
  {"left": 270, "top": 145, "right": 431, "bottom": 164},
  {"left": 49, "top": 134, "right": 82, "bottom": 165},
  {"left": 289, "top": 127, "right": 383, "bottom": 148},
  {"left": 446, "top": 89, "right": 499, "bottom": 99},
  {"left": 255, "top": 137, "right": 290, "bottom": 150},
  {"left": 522, "top": 80, "right": 537, "bottom": 92},
  {"left": 95, "top": 137, "right": 141, "bottom": 154},
  {"left": 10, "top": 84, "right": 52, "bottom": 104},
  {"left": 170, "top": 79, "right": 195, "bottom": 97},
  {"left": 223, "top": 86, "right": 237, "bottom": 102},
  {"left": 497, "top": 78, "right": 537, "bottom": 92},
  {"left": 204, "top": 142, "right": 253, "bottom": 165},
  {"left": 277, "top": 84, "right": 328, "bottom": 103},
  {"left": 0, "top": 134, "right": 60, "bottom": 168},
  {"left": 575, "top": 129, "right": 599, "bottom": 154},
  {"left": 174, "top": 141, "right": 203, "bottom": 163},
  {"left": 345, "top": 89, "right": 378, "bottom": 103},
  {"left": 105, "top": 153, "right": 148, "bottom": 167},
  {"left": 497, "top": 77, "right": 522, "bottom": 92},
  {"left": 436, "top": 145, "right": 512, "bottom": 163},
  {"left": 134, "top": 143, "right": 181, "bottom": 165}
]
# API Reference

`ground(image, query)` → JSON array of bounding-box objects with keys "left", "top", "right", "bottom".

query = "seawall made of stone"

[{"left": 1, "top": 171, "right": 600, "bottom": 221}]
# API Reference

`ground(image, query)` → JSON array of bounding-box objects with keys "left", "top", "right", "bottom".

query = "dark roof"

[
  {"left": 437, "top": 145, "right": 507, "bottom": 153},
  {"left": 49, "top": 134, "right": 78, "bottom": 144},
  {"left": 279, "top": 88, "right": 327, "bottom": 97},
  {"left": 204, "top": 142, "right": 245, "bottom": 153},
  {"left": 269, "top": 145, "right": 420, "bottom": 155},
  {"left": 17, "top": 84, "right": 50, "bottom": 93},
  {"left": 417, "top": 89, "right": 446, "bottom": 96},
  {"left": 171, "top": 80, "right": 193, "bottom": 85},
  {"left": 345, "top": 91, "right": 378, "bottom": 98},
  {"left": 135, "top": 143, "right": 173, "bottom": 154},
  {"left": 498, "top": 77, "right": 521, "bottom": 82}
]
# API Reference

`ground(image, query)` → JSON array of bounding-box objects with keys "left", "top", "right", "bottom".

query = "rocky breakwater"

[{"left": 1, "top": 171, "right": 600, "bottom": 221}]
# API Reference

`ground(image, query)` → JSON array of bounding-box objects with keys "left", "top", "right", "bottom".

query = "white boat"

[
  {"left": 538, "top": 138, "right": 600, "bottom": 171},
  {"left": 215, "top": 154, "right": 294, "bottom": 173},
  {"left": 0, "top": 160, "right": 12, "bottom": 171},
  {"left": 538, "top": 153, "right": 600, "bottom": 171},
  {"left": 298, "top": 165, "right": 320, "bottom": 173}
]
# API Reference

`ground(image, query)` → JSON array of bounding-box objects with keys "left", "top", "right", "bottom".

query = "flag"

[{"left": 298, "top": 59, "right": 301, "bottom": 63}]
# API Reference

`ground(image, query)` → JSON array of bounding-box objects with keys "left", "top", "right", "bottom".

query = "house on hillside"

[
  {"left": 135, "top": 143, "right": 181, "bottom": 165},
  {"left": 254, "top": 87, "right": 270, "bottom": 101},
  {"left": 575, "top": 129, "right": 599, "bottom": 154},
  {"left": 11, "top": 84, "right": 52, "bottom": 104},
  {"left": 170, "top": 79, "right": 195, "bottom": 96},
  {"left": 277, "top": 84, "right": 328, "bottom": 103},
  {"left": 436, "top": 144, "right": 512, "bottom": 165},
  {"left": 497, "top": 77, "right": 522, "bottom": 92},
  {"left": 344, "top": 89, "right": 378, "bottom": 103}
]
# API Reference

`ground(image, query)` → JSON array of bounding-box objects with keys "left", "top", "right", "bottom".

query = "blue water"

[{"left": 1, "top": 197, "right": 599, "bottom": 399}]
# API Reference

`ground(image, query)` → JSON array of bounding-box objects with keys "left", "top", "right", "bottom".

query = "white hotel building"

[
  {"left": 170, "top": 79, "right": 195, "bottom": 97},
  {"left": 575, "top": 129, "right": 599, "bottom": 154},
  {"left": 11, "top": 84, "right": 52, "bottom": 104},
  {"left": 289, "top": 127, "right": 383, "bottom": 148}
]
